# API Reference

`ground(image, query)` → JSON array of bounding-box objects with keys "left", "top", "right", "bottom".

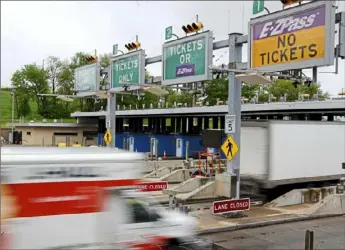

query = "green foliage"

[
  {"left": 0, "top": 90, "right": 18, "bottom": 121},
  {"left": 18, "top": 98, "right": 31, "bottom": 117},
  {"left": 0, "top": 90, "right": 74, "bottom": 125},
  {"left": 11, "top": 63, "right": 50, "bottom": 117},
  {"left": 204, "top": 78, "right": 228, "bottom": 105},
  {"left": 268, "top": 79, "right": 328, "bottom": 101},
  {"left": 46, "top": 56, "right": 62, "bottom": 94},
  {"left": 99, "top": 53, "right": 111, "bottom": 69},
  {"left": 242, "top": 84, "right": 260, "bottom": 100},
  {"left": 165, "top": 90, "right": 193, "bottom": 106}
]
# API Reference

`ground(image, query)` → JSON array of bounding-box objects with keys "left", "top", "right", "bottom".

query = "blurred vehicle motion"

[{"left": 1, "top": 147, "right": 198, "bottom": 249}]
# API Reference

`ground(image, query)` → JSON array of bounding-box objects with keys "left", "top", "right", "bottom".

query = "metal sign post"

[
  {"left": 107, "top": 63, "right": 116, "bottom": 148},
  {"left": 228, "top": 33, "right": 243, "bottom": 199},
  {"left": 106, "top": 93, "right": 116, "bottom": 148}
]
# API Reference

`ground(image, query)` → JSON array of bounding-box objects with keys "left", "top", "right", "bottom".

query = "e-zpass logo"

[
  {"left": 259, "top": 12, "right": 318, "bottom": 39},
  {"left": 175, "top": 64, "right": 195, "bottom": 77},
  {"left": 177, "top": 67, "right": 193, "bottom": 75}
]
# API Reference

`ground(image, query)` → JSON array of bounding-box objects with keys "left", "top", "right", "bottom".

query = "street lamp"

[{"left": 10, "top": 87, "right": 15, "bottom": 144}]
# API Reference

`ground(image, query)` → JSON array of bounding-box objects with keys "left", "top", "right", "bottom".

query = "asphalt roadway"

[{"left": 199, "top": 216, "right": 345, "bottom": 250}]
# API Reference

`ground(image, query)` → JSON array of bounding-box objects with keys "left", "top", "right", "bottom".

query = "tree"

[
  {"left": 99, "top": 53, "right": 111, "bottom": 69},
  {"left": 166, "top": 89, "right": 177, "bottom": 106},
  {"left": 57, "top": 60, "right": 74, "bottom": 95},
  {"left": 17, "top": 97, "right": 31, "bottom": 118},
  {"left": 242, "top": 84, "right": 260, "bottom": 100},
  {"left": 45, "top": 56, "right": 62, "bottom": 94},
  {"left": 99, "top": 53, "right": 111, "bottom": 96},
  {"left": 11, "top": 63, "right": 49, "bottom": 116},
  {"left": 298, "top": 82, "right": 329, "bottom": 100},
  {"left": 204, "top": 78, "right": 228, "bottom": 105},
  {"left": 268, "top": 79, "right": 328, "bottom": 101},
  {"left": 268, "top": 79, "right": 299, "bottom": 101}
]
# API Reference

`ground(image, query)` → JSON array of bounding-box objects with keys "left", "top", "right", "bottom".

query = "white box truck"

[{"left": 1, "top": 147, "right": 197, "bottom": 249}]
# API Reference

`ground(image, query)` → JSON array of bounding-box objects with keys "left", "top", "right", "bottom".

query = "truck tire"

[{"left": 165, "top": 238, "right": 180, "bottom": 249}]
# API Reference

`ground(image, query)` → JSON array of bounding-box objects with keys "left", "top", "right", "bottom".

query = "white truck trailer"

[
  {"left": 1, "top": 147, "right": 197, "bottom": 249},
  {"left": 239, "top": 120, "right": 345, "bottom": 197}
]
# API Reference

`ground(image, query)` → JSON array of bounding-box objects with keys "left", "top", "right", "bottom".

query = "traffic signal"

[
  {"left": 281, "top": 0, "right": 302, "bottom": 6},
  {"left": 86, "top": 55, "right": 98, "bottom": 63},
  {"left": 182, "top": 22, "right": 203, "bottom": 34},
  {"left": 125, "top": 41, "right": 141, "bottom": 51}
]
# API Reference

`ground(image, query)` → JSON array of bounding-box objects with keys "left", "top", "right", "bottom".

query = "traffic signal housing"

[
  {"left": 125, "top": 41, "right": 141, "bottom": 51},
  {"left": 182, "top": 22, "right": 203, "bottom": 34},
  {"left": 281, "top": 0, "right": 302, "bottom": 6},
  {"left": 86, "top": 55, "right": 98, "bottom": 63}
]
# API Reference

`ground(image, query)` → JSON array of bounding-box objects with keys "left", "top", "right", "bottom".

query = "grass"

[{"left": 0, "top": 89, "right": 75, "bottom": 127}]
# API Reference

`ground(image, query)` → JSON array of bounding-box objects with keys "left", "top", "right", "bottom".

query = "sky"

[{"left": 1, "top": 0, "right": 345, "bottom": 95}]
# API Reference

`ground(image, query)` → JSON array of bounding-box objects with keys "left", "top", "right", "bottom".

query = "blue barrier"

[{"left": 97, "top": 132, "right": 226, "bottom": 159}]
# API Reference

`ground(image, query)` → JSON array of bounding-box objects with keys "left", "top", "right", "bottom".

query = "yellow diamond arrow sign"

[
  {"left": 104, "top": 129, "right": 112, "bottom": 146},
  {"left": 221, "top": 135, "right": 239, "bottom": 161}
]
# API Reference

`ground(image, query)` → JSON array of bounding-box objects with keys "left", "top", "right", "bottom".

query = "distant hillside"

[{"left": 0, "top": 89, "right": 75, "bottom": 126}]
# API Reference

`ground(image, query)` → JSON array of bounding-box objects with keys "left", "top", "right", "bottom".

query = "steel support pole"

[
  {"left": 11, "top": 90, "right": 14, "bottom": 144},
  {"left": 107, "top": 62, "right": 116, "bottom": 148},
  {"left": 228, "top": 33, "right": 243, "bottom": 199},
  {"left": 312, "top": 67, "right": 318, "bottom": 83},
  {"left": 107, "top": 93, "right": 116, "bottom": 148}
]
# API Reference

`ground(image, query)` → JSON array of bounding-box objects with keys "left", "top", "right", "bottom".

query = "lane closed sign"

[
  {"left": 138, "top": 181, "right": 168, "bottom": 192},
  {"left": 212, "top": 198, "right": 250, "bottom": 214}
]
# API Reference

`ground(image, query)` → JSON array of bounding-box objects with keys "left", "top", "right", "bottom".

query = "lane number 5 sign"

[{"left": 225, "top": 115, "right": 236, "bottom": 134}]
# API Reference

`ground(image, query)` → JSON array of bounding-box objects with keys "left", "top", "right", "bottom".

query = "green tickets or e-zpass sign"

[
  {"left": 111, "top": 50, "right": 145, "bottom": 88},
  {"left": 162, "top": 31, "right": 213, "bottom": 86}
]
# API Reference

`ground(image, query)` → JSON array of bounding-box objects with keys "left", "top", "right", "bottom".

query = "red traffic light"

[
  {"left": 281, "top": 0, "right": 301, "bottom": 6},
  {"left": 125, "top": 43, "right": 133, "bottom": 50},
  {"left": 186, "top": 24, "right": 194, "bottom": 33},
  {"left": 125, "top": 41, "right": 141, "bottom": 51},
  {"left": 182, "top": 22, "right": 203, "bottom": 34},
  {"left": 86, "top": 55, "right": 97, "bottom": 62},
  {"left": 192, "top": 22, "right": 203, "bottom": 31}
]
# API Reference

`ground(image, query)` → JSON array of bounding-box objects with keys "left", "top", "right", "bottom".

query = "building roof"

[
  {"left": 71, "top": 99, "right": 345, "bottom": 118},
  {"left": 6, "top": 122, "right": 97, "bottom": 128}
]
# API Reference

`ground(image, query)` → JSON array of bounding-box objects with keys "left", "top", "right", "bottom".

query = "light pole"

[{"left": 10, "top": 87, "right": 15, "bottom": 144}]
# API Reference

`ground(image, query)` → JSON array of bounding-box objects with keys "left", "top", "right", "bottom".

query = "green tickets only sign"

[{"left": 110, "top": 50, "right": 145, "bottom": 89}]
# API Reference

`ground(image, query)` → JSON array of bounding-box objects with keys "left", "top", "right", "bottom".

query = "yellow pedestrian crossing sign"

[
  {"left": 104, "top": 129, "right": 112, "bottom": 146},
  {"left": 221, "top": 136, "right": 239, "bottom": 161}
]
